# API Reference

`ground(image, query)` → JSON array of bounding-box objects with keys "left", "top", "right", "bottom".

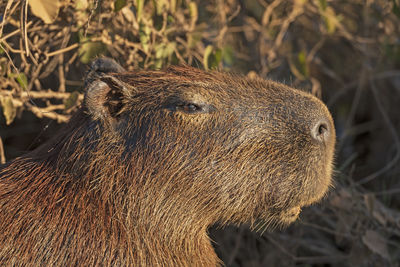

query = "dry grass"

[{"left": 1, "top": 0, "right": 400, "bottom": 265}]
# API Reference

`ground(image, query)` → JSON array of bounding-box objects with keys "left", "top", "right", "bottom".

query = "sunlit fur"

[{"left": 0, "top": 65, "right": 335, "bottom": 266}]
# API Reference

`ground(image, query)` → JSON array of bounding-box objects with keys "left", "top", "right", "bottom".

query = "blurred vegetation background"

[{"left": 1, "top": 0, "right": 400, "bottom": 266}]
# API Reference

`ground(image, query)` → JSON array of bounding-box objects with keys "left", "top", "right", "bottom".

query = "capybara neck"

[{"left": 1, "top": 111, "right": 220, "bottom": 266}]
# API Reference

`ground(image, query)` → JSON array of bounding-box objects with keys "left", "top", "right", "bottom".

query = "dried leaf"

[
  {"left": 335, "top": 211, "right": 355, "bottom": 245},
  {"left": 75, "top": 0, "right": 89, "bottom": 26},
  {"left": 364, "top": 194, "right": 375, "bottom": 214},
  {"left": 0, "top": 96, "right": 16, "bottom": 125},
  {"left": 368, "top": 194, "right": 400, "bottom": 226},
  {"left": 362, "top": 230, "right": 390, "bottom": 260},
  {"left": 29, "top": 0, "right": 60, "bottom": 24},
  {"left": 170, "top": 0, "right": 176, "bottom": 13},
  {"left": 247, "top": 71, "right": 259, "bottom": 79},
  {"left": 330, "top": 189, "right": 352, "bottom": 211},
  {"left": 121, "top": 5, "right": 135, "bottom": 23},
  {"left": 294, "top": 0, "right": 306, "bottom": 7},
  {"left": 349, "top": 242, "right": 371, "bottom": 266},
  {"left": 372, "top": 210, "right": 388, "bottom": 226}
]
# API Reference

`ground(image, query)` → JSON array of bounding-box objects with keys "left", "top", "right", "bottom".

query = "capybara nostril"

[{"left": 311, "top": 119, "right": 331, "bottom": 143}]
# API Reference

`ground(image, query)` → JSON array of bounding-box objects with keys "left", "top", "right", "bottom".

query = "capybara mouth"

[{"left": 280, "top": 206, "right": 301, "bottom": 225}]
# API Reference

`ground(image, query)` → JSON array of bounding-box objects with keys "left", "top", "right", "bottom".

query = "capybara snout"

[{"left": 0, "top": 58, "right": 335, "bottom": 266}]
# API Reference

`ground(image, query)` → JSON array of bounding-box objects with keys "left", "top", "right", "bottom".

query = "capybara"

[{"left": 0, "top": 58, "right": 335, "bottom": 266}]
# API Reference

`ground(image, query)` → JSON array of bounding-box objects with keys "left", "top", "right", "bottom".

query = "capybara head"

[
  {"left": 0, "top": 58, "right": 335, "bottom": 266},
  {"left": 84, "top": 58, "right": 335, "bottom": 224}
]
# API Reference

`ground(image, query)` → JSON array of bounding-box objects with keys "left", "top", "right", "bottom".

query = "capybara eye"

[
  {"left": 186, "top": 103, "right": 197, "bottom": 112},
  {"left": 178, "top": 103, "right": 200, "bottom": 113},
  {"left": 164, "top": 97, "right": 215, "bottom": 114},
  {"left": 164, "top": 101, "right": 213, "bottom": 114}
]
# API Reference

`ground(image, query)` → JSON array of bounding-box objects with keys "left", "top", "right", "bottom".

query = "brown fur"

[{"left": 0, "top": 59, "right": 335, "bottom": 266}]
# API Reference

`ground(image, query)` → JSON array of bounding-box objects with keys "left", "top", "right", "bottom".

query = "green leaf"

[
  {"left": 167, "top": 15, "right": 175, "bottom": 23},
  {"left": 288, "top": 51, "right": 309, "bottom": 80},
  {"left": 75, "top": 0, "right": 89, "bottom": 10},
  {"left": 139, "top": 23, "right": 151, "bottom": 53},
  {"left": 187, "top": 31, "right": 202, "bottom": 48},
  {"left": 153, "top": 0, "right": 167, "bottom": 15},
  {"left": 324, "top": 7, "right": 337, "bottom": 34},
  {"left": 189, "top": 1, "right": 198, "bottom": 25},
  {"left": 8, "top": 73, "right": 28, "bottom": 90},
  {"left": 154, "top": 42, "right": 175, "bottom": 60},
  {"left": 203, "top": 46, "right": 226, "bottom": 70},
  {"left": 64, "top": 91, "right": 80, "bottom": 110},
  {"left": 316, "top": 0, "right": 339, "bottom": 34},
  {"left": 154, "top": 42, "right": 176, "bottom": 68},
  {"left": 79, "top": 42, "right": 106, "bottom": 64},
  {"left": 136, "top": 0, "right": 145, "bottom": 22},
  {"left": 155, "top": 44, "right": 165, "bottom": 59},
  {"left": 383, "top": 43, "right": 400, "bottom": 63},
  {"left": 393, "top": 0, "right": 400, "bottom": 18},
  {"left": 210, "top": 48, "right": 222, "bottom": 69},
  {"left": 78, "top": 34, "right": 106, "bottom": 64},
  {"left": 0, "top": 62, "right": 6, "bottom": 76},
  {"left": 222, "top": 46, "right": 234, "bottom": 66},
  {"left": 318, "top": 0, "right": 327, "bottom": 11},
  {"left": 203, "top": 45, "right": 213, "bottom": 70},
  {"left": 0, "top": 96, "right": 16, "bottom": 125},
  {"left": 17, "top": 73, "right": 28, "bottom": 90},
  {"left": 325, "top": 7, "right": 337, "bottom": 34},
  {"left": 114, "top": 0, "right": 127, "bottom": 12},
  {"left": 243, "top": 0, "right": 264, "bottom": 20},
  {"left": 165, "top": 42, "right": 176, "bottom": 58},
  {"left": 297, "top": 51, "right": 308, "bottom": 77}
]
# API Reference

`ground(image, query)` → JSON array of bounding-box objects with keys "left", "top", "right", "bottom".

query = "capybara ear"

[
  {"left": 84, "top": 58, "right": 132, "bottom": 122},
  {"left": 84, "top": 58, "right": 125, "bottom": 87},
  {"left": 89, "top": 58, "right": 125, "bottom": 74},
  {"left": 84, "top": 75, "right": 133, "bottom": 122}
]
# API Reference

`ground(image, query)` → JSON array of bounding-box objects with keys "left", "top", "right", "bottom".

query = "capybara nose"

[{"left": 311, "top": 118, "right": 332, "bottom": 144}]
